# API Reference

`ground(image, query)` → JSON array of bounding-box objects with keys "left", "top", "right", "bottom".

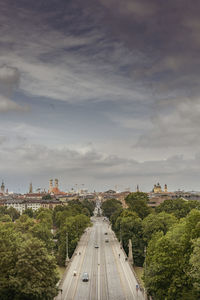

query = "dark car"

[
  {"left": 82, "top": 272, "right": 89, "bottom": 282},
  {"left": 105, "top": 238, "right": 109, "bottom": 243},
  {"left": 104, "top": 232, "right": 108, "bottom": 235},
  {"left": 94, "top": 244, "right": 99, "bottom": 248}
]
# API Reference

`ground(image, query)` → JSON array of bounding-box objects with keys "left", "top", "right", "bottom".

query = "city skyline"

[{"left": 1, "top": 0, "right": 200, "bottom": 192}]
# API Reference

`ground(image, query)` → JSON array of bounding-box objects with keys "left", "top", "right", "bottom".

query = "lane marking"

[
  {"left": 109, "top": 228, "right": 128, "bottom": 300},
  {"left": 97, "top": 225, "right": 101, "bottom": 300},
  {"left": 64, "top": 229, "right": 92, "bottom": 300},
  {"left": 100, "top": 222, "right": 109, "bottom": 300}
]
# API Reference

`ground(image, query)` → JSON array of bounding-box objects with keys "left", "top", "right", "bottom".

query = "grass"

[
  {"left": 134, "top": 266, "right": 144, "bottom": 287},
  {"left": 57, "top": 266, "right": 66, "bottom": 279}
]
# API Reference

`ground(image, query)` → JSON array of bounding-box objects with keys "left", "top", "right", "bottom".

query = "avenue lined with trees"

[{"left": 102, "top": 193, "right": 200, "bottom": 299}]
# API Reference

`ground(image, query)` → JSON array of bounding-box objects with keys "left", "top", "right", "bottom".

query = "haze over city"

[{"left": 1, "top": 0, "right": 200, "bottom": 192}]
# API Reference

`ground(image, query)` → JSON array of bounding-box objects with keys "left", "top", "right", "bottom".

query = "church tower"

[
  {"left": 1, "top": 181, "right": 5, "bottom": 193},
  {"left": 29, "top": 182, "right": 33, "bottom": 193},
  {"left": 136, "top": 185, "right": 140, "bottom": 192},
  {"left": 55, "top": 178, "right": 58, "bottom": 189},
  {"left": 164, "top": 184, "right": 168, "bottom": 193},
  {"left": 49, "top": 179, "right": 53, "bottom": 193}
]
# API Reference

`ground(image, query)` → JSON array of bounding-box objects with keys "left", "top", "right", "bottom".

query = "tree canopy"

[
  {"left": 125, "top": 192, "right": 151, "bottom": 219},
  {"left": 101, "top": 198, "right": 122, "bottom": 219},
  {"left": 0, "top": 223, "right": 59, "bottom": 300}
]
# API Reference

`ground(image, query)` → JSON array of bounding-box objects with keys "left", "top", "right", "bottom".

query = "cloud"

[
  {"left": 0, "top": 65, "right": 29, "bottom": 112},
  {"left": 0, "top": 95, "right": 29, "bottom": 113},
  {"left": 135, "top": 96, "right": 200, "bottom": 149},
  {"left": 99, "top": 0, "right": 157, "bottom": 17},
  {"left": 0, "top": 136, "right": 7, "bottom": 145},
  {"left": 1, "top": 141, "right": 200, "bottom": 191}
]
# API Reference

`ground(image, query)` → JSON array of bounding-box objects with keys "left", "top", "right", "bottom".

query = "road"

[{"left": 56, "top": 217, "right": 145, "bottom": 300}]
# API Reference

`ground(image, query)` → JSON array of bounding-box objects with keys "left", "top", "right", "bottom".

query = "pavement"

[{"left": 55, "top": 217, "right": 145, "bottom": 300}]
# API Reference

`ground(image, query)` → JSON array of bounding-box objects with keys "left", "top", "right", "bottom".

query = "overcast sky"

[{"left": 1, "top": 0, "right": 200, "bottom": 193}]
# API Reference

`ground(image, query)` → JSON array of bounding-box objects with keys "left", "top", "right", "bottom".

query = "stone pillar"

[{"left": 128, "top": 239, "right": 134, "bottom": 265}]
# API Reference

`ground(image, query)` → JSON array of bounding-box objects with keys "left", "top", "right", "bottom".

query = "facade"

[{"left": 4, "top": 198, "right": 62, "bottom": 214}]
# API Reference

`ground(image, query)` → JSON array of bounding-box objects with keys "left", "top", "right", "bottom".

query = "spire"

[
  {"left": 49, "top": 179, "right": 53, "bottom": 193},
  {"left": 1, "top": 181, "right": 5, "bottom": 193},
  {"left": 29, "top": 182, "right": 33, "bottom": 193},
  {"left": 55, "top": 178, "right": 58, "bottom": 188},
  {"left": 136, "top": 185, "right": 139, "bottom": 192}
]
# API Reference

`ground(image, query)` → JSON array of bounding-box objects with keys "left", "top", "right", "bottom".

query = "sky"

[{"left": 1, "top": 0, "right": 200, "bottom": 193}]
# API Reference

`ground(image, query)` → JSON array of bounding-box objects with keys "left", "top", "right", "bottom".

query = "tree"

[
  {"left": 57, "top": 214, "right": 91, "bottom": 265},
  {"left": 155, "top": 199, "right": 200, "bottom": 219},
  {"left": 6, "top": 207, "right": 20, "bottom": 221},
  {"left": 115, "top": 210, "right": 145, "bottom": 266},
  {"left": 189, "top": 238, "right": 200, "bottom": 292},
  {"left": 144, "top": 210, "right": 200, "bottom": 299},
  {"left": 0, "top": 214, "right": 12, "bottom": 222},
  {"left": 82, "top": 199, "right": 95, "bottom": 216},
  {"left": 0, "top": 223, "right": 59, "bottom": 300},
  {"left": 23, "top": 208, "right": 34, "bottom": 218},
  {"left": 101, "top": 199, "right": 122, "bottom": 219},
  {"left": 14, "top": 237, "right": 59, "bottom": 300},
  {"left": 30, "top": 223, "right": 53, "bottom": 252},
  {"left": 36, "top": 209, "right": 53, "bottom": 229},
  {"left": 142, "top": 212, "right": 177, "bottom": 242},
  {"left": 42, "top": 194, "right": 52, "bottom": 200},
  {"left": 15, "top": 215, "right": 35, "bottom": 234},
  {"left": 125, "top": 192, "right": 151, "bottom": 219}
]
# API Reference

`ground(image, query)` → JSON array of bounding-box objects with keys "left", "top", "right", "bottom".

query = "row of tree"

[
  {"left": 0, "top": 199, "right": 95, "bottom": 300},
  {"left": 102, "top": 193, "right": 200, "bottom": 299}
]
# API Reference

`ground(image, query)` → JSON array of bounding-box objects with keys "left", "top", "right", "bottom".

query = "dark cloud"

[
  {"left": 1, "top": 142, "right": 200, "bottom": 191},
  {"left": 0, "top": 65, "right": 29, "bottom": 112},
  {"left": 1, "top": 0, "right": 200, "bottom": 191}
]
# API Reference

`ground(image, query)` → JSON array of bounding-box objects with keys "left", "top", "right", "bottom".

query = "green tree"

[
  {"left": 57, "top": 214, "right": 90, "bottom": 265},
  {"left": 189, "top": 238, "right": 200, "bottom": 292},
  {"left": 0, "top": 224, "right": 59, "bottom": 300},
  {"left": 155, "top": 198, "right": 200, "bottom": 219},
  {"left": 144, "top": 210, "right": 200, "bottom": 299},
  {"left": 142, "top": 212, "right": 177, "bottom": 243},
  {"left": 13, "top": 237, "right": 59, "bottom": 300},
  {"left": 36, "top": 209, "right": 53, "bottom": 229},
  {"left": 30, "top": 223, "right": 53, "bottom": 252},
  {"left": 6, "top": 207, "right": 20, "bottom": 221},
  {"left": 42, "top": 194, "right": 52, "bottom": 200},
  {"left": 125, "top": 192, "right": 151, "bottom": 219},
  {"left": 0, "top": 214, "right": 12, "bottom": 222},
  {"left": 15, "top": 215, "right": 35, "bottom": 234},
  {"left": 23, "top": 208, "right": 34, "bottom": 218},
  {"left": 101, "top": 199, "right": 122, "bottom": 219},
  {"left": 115, "top": 210, "right": 144, "bottom": 266},
  {"left": 82, "top": 199, "right": 95, "bottom": 216}
]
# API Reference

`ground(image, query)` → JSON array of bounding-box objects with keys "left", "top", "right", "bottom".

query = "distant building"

[
  {"left": 48, "top": 179, "right": 66, "bottom": 195},
  {"left": 1, "top": 181, "right": 5, "bottom": 194},
  {"left": 4, "top": 198, "right": 62, "bottom": 214},
  {"left": 29, "top": 182, "right": 33, "bottom": 194}
]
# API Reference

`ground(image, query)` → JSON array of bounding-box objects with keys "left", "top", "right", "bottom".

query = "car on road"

[
  {"left": 94, "top": 244, "right": 99, "bottom": 248},
  {"left": 104, "top": 232, "right": 108, "bottom": 235},
  {"left": 82, "top": 272, "right": 89, "bottom": 282},
  {"left": 105, "top": 238, "right": 109, "bottom": 243}
]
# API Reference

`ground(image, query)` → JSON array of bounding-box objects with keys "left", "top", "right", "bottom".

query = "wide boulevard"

[{"left": 55, "top": 217, "right": 145, "bottom": 300}]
